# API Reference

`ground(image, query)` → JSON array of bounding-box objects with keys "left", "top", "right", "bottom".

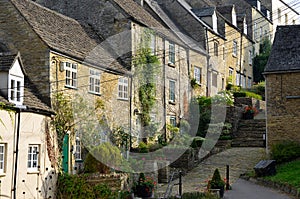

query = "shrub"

[
  {"left": 270, "top": 141, "right": 300, "bottom": 163},
  {"left": 233, "top": 91, "right": 246, "bottom": 98},
  {"left": 245, "top": 91, "right": 262, "bottom": 100},
  {"left": 84, "top": 142, "right": 123, "bottom": 173},
  {"left": 190, "top": 137, "right": 205, "bottom": 148}
]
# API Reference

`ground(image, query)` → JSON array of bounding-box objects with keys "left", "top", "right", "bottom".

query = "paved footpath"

[
  {"left": 224, "top": 178, "right": 293, "bottom": 199},
  {"left": 156, "top": 147, "right": 266, "bottom": 196}
]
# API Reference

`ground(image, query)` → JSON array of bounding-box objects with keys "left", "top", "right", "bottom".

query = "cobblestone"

[{"left": 156, "top": 147, "right": 266, "bottom": 196}]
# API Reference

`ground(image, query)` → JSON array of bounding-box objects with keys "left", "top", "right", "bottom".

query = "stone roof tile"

[{"left": 265, "top": 25, "right": 300, "bottom": 73}]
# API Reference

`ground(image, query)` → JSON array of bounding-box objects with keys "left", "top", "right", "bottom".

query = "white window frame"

[
  {"left": 214, "top": 42, "right": 218, "bottom": 56},
  {"left": 27, "top": 145, "right": 39, "bottom": 172},
  {"left": 0, "top": 144, "right": 5, "bottom": 173},
  {"left": 254, "top": 22, "right": 258, "bottom": 40},
  {"left": 75, "top": 137, "right": 82, "bottom": 161},
  {"left": 8, "top": 76, "right": 23, "bottom": 105},
  {"left": 118, "top": 77, "right": 128, "bottom": 100},
  {"left": 170, "top": 116, "right": 176, "bottom": 127},
  {"left": 65, "top": 62, "right": 77, "bottom": 88},
  {"left": 236, "top": 71, "right": 240, "bottom": 86},
  {"left": 249, "top": 50, "right": 253, "bottom": 65},
  {"left": 233, "top": 40, "right": 238, "bottom": 57},
  {"left": 194, "top": 66, "right": 202, "bottom": 84},
  {"left": 243, "top": 19, "right": 248, "bottom": 35},
  {"left": 89, "top": 69, "right": 101, "bottom": 94},
  {"left": 169, "top": 80, "right": 175, "bottom": 103},
  {"left": 169, "top": 42, "right": 175, "bottom": 65}
]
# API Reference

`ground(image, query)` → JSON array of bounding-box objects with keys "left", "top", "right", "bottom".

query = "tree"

[{"left": 253, "top": 39, "right": 272, "bottom": 83}]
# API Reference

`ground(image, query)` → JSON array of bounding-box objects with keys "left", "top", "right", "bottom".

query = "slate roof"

[
  {"left": 265, "top": 25, "right": 300, "bottom": 73},
  {"left": 192, "top": 7, "right": 215, "bottom": 17},
  {"left": 216, "top": 5, "right": 233, "bottom": 15},
  {"left": 0, "top": 53, "right": 53, "bottom": 114},
  {"left": 112, "top": 0, "right": 186, "bottom": 46},
  {"left": 11, "top": 0, "right": 127, "bottom": 74},
  {"left": 0, "top": 53, "right": 17, "bottom": 71}
]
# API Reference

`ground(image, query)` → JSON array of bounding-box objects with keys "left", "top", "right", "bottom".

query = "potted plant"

[
  {"left": 207, "top": 169, "right": 225, "bottom": 198},
  {"left": 132, "top": 173, "right": 156, "bottom": 198},
  {"left": 243, "top": 105, "right": 258, "bottom": 119}
]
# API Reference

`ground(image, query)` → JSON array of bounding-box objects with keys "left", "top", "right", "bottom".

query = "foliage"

[
  {"left": 179, "top": 119, "right": 191, "bottom": 134},
  {"left": 84, "top": 142, "right": 123, "bottom": 174},
  {"left": 134, "top": 29, "right": 160, "bottom": 144},
  {"left": 212, "top": 91, "right": 234, "bottom": 106},
  {"left": 56, "top": 174, "right": 130, "bottom": 199},
  {"left": 233, "top": 91, "right": 246, "bottom": 98},
  {"left": 191, "top": 78, "right": 199, "bottom": 89},
  {"left": 51, "top": 92, "right": 74, "bottom": 152},
  {"left": 243, "top": 106, "right": 259, "bottom": 116},
  {"left": 233, "top": 91, "right": 262, "bottom": 100},
  {"left": 138, "top": 141, "right": 149, "bottom": 153},
  {"left": 251, "top": 81, "right": 265, "bottom": 100},
  {"left": 110, "top": 126, "right": 130, "bottom": 150},
  {"left": 264, "top": 160, "right": 300, "bottom": 190},
  {"left": 208, "top": 169, "right": 225, "bottom": 189},
  {"left": 253, "top": 38, "right": 272, "bottom": 83},
  {"left": 190, "top": 136, "right": 205, "bottom": 148},
  {"left": 132, "top": 173, "right": 156, "bottom": 192},
  {"left": 270, "top": 141, "right": 300, "bottom": 163}
]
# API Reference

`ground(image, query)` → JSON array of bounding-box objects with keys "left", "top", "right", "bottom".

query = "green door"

[{"left": 62, "top": 134, "right": 69, "bottom": 173}]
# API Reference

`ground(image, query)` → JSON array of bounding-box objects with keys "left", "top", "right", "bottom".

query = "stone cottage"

[
  {"left": 0, "top": 52, "right": 57, "bottom": 199},
  {"left": 264, "top": 25, "right": 300, "bottom": 149}
]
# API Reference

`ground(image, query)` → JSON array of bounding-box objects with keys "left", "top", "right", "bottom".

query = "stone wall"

[
  {"left": 265, "top": 73, "right": 300, "bottom": 148},
  {"left": 86, "top": 173, "right": 130, "bottom": 191}
]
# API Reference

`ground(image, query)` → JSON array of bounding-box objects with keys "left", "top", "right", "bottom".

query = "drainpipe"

[
  {"left": 12, "top": 105, "right": 27, "bottom": 199},
  {"left": 163, "top": 38, "right": 167, "bottom": 142},
  {"left": 239, "top": 30, "right": 243, "bottom": 87},
  {"left": 129, "top": 74, "right": 133, "bottom": 152},
  {"left": 205, "top": 27, "right": 210, "bottom": 97}
]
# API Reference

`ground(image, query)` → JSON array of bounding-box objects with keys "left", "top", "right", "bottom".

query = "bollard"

[{"left": 226, "top": 165, "right": 230, "bottom": 190}]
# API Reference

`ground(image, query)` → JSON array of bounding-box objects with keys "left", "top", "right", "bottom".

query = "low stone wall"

[{"left": 86, "top": 173, "right": 129, "bottom": 191}]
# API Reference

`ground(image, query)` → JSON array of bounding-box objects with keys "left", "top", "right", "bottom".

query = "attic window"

[
  {"left": 257, "top": 0, "right": 261, "bottom": 11},
  {"left": 232, "top": 8, "right": 237, "bottom": 26},
  {"left": 243, "top": 19, "right": 248, "bottom": 35},
  {"left": 9, "top": 76, "right": 24, "bottom": 105}
]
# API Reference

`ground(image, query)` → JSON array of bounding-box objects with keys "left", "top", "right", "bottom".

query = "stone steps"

[{"left": 232, "top": 119, "right": 266, "bottom": 147}]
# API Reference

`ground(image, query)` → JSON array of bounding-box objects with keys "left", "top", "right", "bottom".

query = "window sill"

[
  {"left": 27, "top": 170, "right": 39, "bottom": 174},
  {"left": 168, "top": 63, "right": 175, "bottom": 68},
  {"left": 65, "top": 85, "right": 78, "bottom": 90},
  {"left": 117, "top": 98, "right": 129, "bottom": 102},
  {"left": 169, "top": 101, "right": 176, "bottom": 105},
  {"left": 0, "top": 173, "right": 6, "bottom": 177},
  {"left": 88, "top": 91, "right": 101, "bottom": 96},
  {"left": 232, "top": 54, "right": 237, "bottom": 58}
]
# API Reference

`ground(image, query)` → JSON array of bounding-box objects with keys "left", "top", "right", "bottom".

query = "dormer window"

[
  {"left": 243, "top": 18, "right": 248, "bottom": 35},
  {"left": 257, "top": 0, "right": 261, "bottom": 11},
  {"left": 232, "top": 7, "right": 237, "bottom": 26},
  {"left": 266, "top": 10, "right": 270, "bottom": 20},
  {"left": 10, "top": 78, "right": 22, "bottom": 102}
]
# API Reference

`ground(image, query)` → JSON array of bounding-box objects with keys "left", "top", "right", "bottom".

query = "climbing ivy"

[{"left": 134, "top": 28, "right": 160, "bottom": 143}]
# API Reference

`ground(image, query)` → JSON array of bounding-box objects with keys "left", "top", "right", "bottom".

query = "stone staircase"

[{"left": 231, "top": 119, "right": 266, "bottom": 147}]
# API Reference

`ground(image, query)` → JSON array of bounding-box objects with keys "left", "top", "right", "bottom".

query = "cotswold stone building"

[{"left": 264, "top": 25, "right": 300, "bottom": 149}]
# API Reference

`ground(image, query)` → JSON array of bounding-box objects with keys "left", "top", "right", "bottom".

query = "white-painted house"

[{"left": 0, "top": 52, "right": 57, "bottom": 199}]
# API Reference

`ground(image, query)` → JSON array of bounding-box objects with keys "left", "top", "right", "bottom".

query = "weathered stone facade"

[{"left": 265, "top": 73, "right": 300, "bottom": 148}]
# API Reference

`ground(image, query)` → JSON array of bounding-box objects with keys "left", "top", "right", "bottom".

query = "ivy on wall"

[{"left": 133, "top": 28, "right": 160, "bottom": 143}]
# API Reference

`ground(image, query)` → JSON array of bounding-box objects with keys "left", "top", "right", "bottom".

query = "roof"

[
  {"left": 265, "top": 25, "right": 300, "bottom": 73},
  {"left": 11, "top": 0, "right": 127, "bottom": 73},
  {"left": 192, "top": 7, "right": 215, "bottom": 17},
  {"left": 216, "top": 5, "right": 233, "bottom": 15},
  {"left": 144, "top": 0, "right": 207, "bottom": 55},
  {"left": 0, "top": 53, "right": 17, "bottom": 71},
  {"left": 112, "top": 0, "right": 186, "bottom": 46},
  {"left": 0, "top": 53, "right": 53, "bottom": 114}
]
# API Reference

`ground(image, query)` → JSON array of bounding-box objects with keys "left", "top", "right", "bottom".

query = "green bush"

[
  {"left": 245, "top": 91, "right": 262, "bottom": 100},
  {"left": 190, "top": 137, "right": 205, "bottom": 148},
  {"left": 270, "top": 141, "right": 300, "bottom": 163},
  {"left": 233, "top": 91, "right": 246, "bottom": 98},
  {"left": 84, "top": 142, "right": 123, "bottom": 174},
  {"left": 56, "top": 174, "right": 130, "bottom": 199}
]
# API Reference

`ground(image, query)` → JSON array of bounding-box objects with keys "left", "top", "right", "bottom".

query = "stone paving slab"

[{"left": 156, "top": 147, "right": 266, "bottom": 196}]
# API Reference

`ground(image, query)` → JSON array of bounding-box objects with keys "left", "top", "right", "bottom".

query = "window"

[
  {"left": 249, "top": 50, "right": 252, "bottom": 65},
  {"left": 248, "top": 77, "right": 252, "bottom": 88},
  {"left": 243, "top": 19, "right": 247, "bottom": 35},
  {"left": 254, "top": 22, "right": 258, "bottom": 39},
  {"left": 194, "top": 66, "right": 202, "bottom": 84},
  {"left": 260, "top": 27, "right": 263, "bottom": 38},
  {"left": 170, "top": 116, "right": 176, "bottom": 127},
  {"left": 118, "top": 77, "right": 128, "bottom": 100},
  {"left": 293, "top": 20, "right": 296, "bottom": 25},
  {"left": 278, "top": 9, "right": 281, "bottom": 23},
  {"left": 0, "top": 144, "right": 5, "bottom": 173},
  {"left": 257, "top": 0, "right": 261, "bottom": 11},
  {"left": 229, "top": 68, "right": 233, "bottom": 77},
  {"left": 65, "top": 62, "right": 77, "bottom": 88},
  {"left": 150, "top": 34, "right": 156, "bottom": 55},
  {"left": 212, "top": 73, "right": 218, "bottom": 87},
  {"left": 28, "top": 145, "right": 39, "bottom": 171},
  {"left": 169, "top": 80, "right": 175, "bottom": 103},
  {"left": 236, "top": 71, "right": 240, "bottom": 86},
  {"left": 169, "top": 42, "right": 175, "bottom": 65},
  {"left": 233, "top": 40, "right": 238, "bottom": 56},
  {"left": 75, "top": 137, "right": 81, "bottom": 161},
  {"left": 214, "top": 42, "right": 218, "bottom": 56},
  {"left": 223, "top": 46, "right": 225, "bottom": 60},
  {"left": 285, "top": 14, "right": 288, "bottom": 25},
  {"left": 89, "top": 69, "right": 100, "bottom": 94},
  {"left": 9, "top": 78, "right": 22, "bottom": 104}
]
